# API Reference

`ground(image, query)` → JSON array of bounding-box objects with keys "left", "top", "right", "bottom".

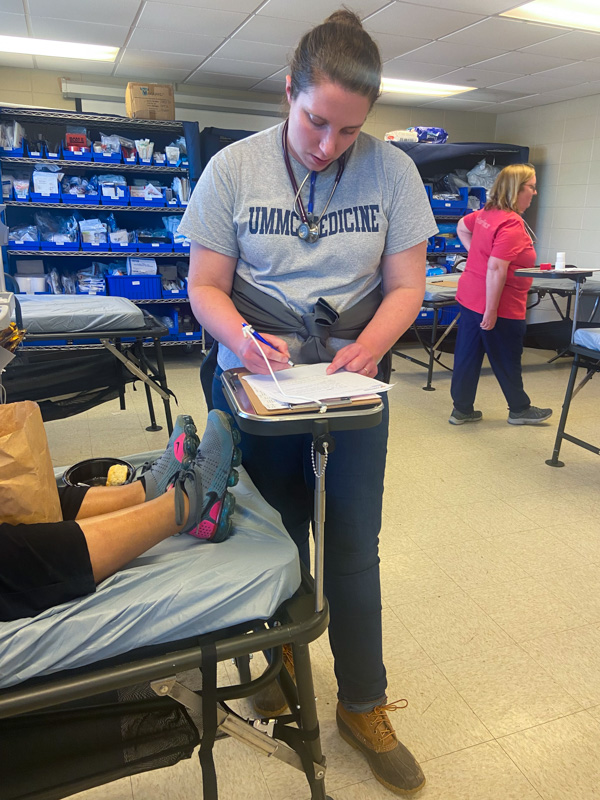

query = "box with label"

[{"left": 125, "top": 83, "right": 175, "bottom": 121}]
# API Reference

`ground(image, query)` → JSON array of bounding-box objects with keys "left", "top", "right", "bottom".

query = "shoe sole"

[
  {"left": 173, "top": 414, "right": 200, "bottom": 469},
  {"left": 448, "top": 417, "right": 482, "bottom": 425},
  {"left": 507, "top": 417, "right": 552, "bottom": 425},
  {"left": 337, "top": 715, "right": 426, "bottom": 795}
]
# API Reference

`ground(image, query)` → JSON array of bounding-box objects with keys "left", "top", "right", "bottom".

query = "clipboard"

[{"left": 226, "top": 367, "right": 382, "bottom": 416}]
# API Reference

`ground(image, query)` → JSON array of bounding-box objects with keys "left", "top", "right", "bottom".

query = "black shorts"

[{"left": 0, "top": 486, "right": 95, "bottom": 622}]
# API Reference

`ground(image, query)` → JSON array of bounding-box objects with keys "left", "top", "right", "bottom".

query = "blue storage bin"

[
  {"left": 468, "top": 186, "right": 486, "bottom": 210},
  {"left": 110, "top": 236, "right": 138, "bottom": 253},
  {"left": 92, "top": 147, "right": 122, "bottom": 163},
  {"left": 137, "top": 157, "right": 153, "bottom": 166},
  {"left": 130, "top": 189, "right": 166, "bottom": 207},
  {"left": 26, "top": 142, "right": 45, "bottom": 159},
  {"left": 430, "top": 186, "right": 469, "bottom": 214},
  {"left": 61, "top": 145, "right": 93, "bottom": 162},
  {"left": 12, "top": 188, "right": 30, "bottom": 202},
  {"left": 46, "top": 147, "right": 60, "bottom": 160},
  {"left": 123, "top": 152, "right": 138, "bottom": 165},
  {"left": 440, "top": 305, "right": 460, "bottom": 325},
  {"left": 0, "top": 145, "right": 24, "bottom": 156},
  {"left": 427, "top": 236, "right": 445, "bottom": 253},
  {"left": 444, "top": 237, "right": 465, "bottom": 252},
  {"left": 173, "top": 240, "right": 190, "bottom": 252},
  {"left": 23, "top": 338, "right": 68, "bottom": 347},
  {"left": 165, "top": 196, "right": 179, "bottom": 208},
  {"left": 30, "top": 189, "right": 61, "bottom": 203},
  {"left": 177, "top": 330, "right": 203, "bottom": 341},
  {"left": 100, "top": 185, "right": 129, "bottom": 205},
  {"left": 416, "top": 308, "right": 435, "bottom": 325},
  {"left": 161, "top": 280, "right": 187, "bottom": 298},
  {"left": 137, "top": 233, "right": 173, "bottom": 252},
  {"left": 40, "top": 237, "right": 79, "bottom": 251},
  {"left": 81, "top": 239, "right": 109, "bottom": 252},
  {"left": 61, "top": 189, "right": 100, "bottom": 205},
  {"left": 106, "top": 275, "right": 162, "bottom": 300},
  {"left": 144, "top": 304, "right": 179, "bottom": 334},
  {"left": 9, "top": 235, "right": 39, "bottom": 250}
]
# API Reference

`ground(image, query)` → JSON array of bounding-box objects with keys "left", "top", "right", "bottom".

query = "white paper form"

[{"left": 242, "top": 362, "right": 394, "bottom": 407}]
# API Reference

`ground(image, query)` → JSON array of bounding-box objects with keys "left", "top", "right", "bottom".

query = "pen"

[{"left": 242, "top": 323, "right": 294, "bottom": 366}]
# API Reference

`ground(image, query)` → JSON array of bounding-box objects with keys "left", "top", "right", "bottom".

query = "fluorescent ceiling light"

[
  {"left": 501, "top": 1, "right": 600, "bottom": 32},
  {"left": 0, "top": 35, "right": 118, "bottom": 61},
  {"left": 380, "top": 78, "right": 476, "bottom": 97}
]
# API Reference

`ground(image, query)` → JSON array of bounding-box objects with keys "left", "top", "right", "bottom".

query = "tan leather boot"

[
  {"left": 253, "top": 644, "right": 295, "bottom": 717},
  {"left": 336, "top": 700, "right": 425, "bottom": 795}
]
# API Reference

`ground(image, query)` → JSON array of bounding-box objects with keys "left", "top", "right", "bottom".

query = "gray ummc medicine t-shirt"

[{"left": 179, "top": 122, "right": 437, "bottom": 370}]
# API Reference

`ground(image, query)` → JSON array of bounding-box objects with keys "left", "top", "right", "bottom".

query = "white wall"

[
  {"left": 0, "top": 66, "right": 497, "bottom": 142},
  {"left": 496, "top": 94, "right": 600, "bottom": 270}
]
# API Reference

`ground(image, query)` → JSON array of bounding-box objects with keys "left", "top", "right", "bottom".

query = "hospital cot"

[{"left": 0, "top": 386, "right": 384, "bottom": 799}]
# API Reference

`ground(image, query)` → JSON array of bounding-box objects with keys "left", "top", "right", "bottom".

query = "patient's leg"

[
  {"left": 78, "top": 490, "right": 189, "bottom": 584},
  {"left": 75, "top": 481, "right": 146, "bottom": 519}
]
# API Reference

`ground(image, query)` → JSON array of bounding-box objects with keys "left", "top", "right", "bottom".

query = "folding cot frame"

[
  {"left": 0, "top": 381, "right": 384, "bottom": 800},
  {"left": 11, "top": 297, "right": 174, "bottom": 434}
]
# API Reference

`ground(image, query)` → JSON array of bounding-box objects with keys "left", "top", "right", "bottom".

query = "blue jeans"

[
  {"left": 451, "top": 305, "right": 531, "bottom": 414},
  {"left": 212, "top": 369, "right": 389, "bottom": 709}
]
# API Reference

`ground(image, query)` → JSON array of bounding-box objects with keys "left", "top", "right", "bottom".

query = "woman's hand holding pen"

[{"left": 239, "top": 329, "right": 293, "bottom": 374}]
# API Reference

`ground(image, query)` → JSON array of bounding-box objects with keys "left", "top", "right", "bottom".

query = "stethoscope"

[{"left": 281, "top": 119, "right": 346, "bottom": 244}]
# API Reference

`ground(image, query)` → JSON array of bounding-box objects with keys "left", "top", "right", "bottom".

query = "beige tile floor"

[{"left": 41, "top": 342, "right": 600, "bottom": 800}]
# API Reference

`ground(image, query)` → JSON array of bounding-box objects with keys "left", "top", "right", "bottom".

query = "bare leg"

[
  {"left": 78, "top": 490, "right": 189, "bottom": 584},
  {"left": 75, "top": 481, "right": 146, "bottom": 519}
]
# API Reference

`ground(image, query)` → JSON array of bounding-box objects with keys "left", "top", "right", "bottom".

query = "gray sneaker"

[
  {"left": 508, "top": 406, "right": 553, "bottom": 425},
  {"left": 449, "top": 408, "right": 483, "bottom": 425}
]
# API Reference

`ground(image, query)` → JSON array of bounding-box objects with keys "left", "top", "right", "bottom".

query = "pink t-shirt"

[{"left": 456, "top": 208, "right": 535, "bottom": 320}]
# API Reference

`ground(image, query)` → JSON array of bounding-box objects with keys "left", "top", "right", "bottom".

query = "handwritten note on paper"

[{"left": 242, "top": 363, "right": 394, "bottom": 406}]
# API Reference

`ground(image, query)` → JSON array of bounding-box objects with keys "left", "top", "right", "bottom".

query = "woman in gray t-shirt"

[{"left": 180, "top": 11, "right": 435, "bottom": 795}]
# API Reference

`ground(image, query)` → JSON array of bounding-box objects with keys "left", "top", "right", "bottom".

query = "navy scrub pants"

[
  {"left": 212, "top": 368, "right": 389, "bottom": 710},
  {"left": 451, "top": 304, "right": 531, "bottom": 414}
]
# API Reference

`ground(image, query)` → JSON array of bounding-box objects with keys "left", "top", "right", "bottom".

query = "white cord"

[{"left": 242, "top": 326, "right": 328, "bottom": 413}]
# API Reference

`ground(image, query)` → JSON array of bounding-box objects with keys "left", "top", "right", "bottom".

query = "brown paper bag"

[{"left": 0, "top": 401, "right": 62, "bottom": 524}]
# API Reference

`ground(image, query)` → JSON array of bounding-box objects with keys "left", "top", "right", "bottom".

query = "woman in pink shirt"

[{"left": 449, "top": 163, "right": 552, "bottom": 426}]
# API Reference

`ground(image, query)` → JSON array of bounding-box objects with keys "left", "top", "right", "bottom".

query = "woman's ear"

[{"left": 285, "top": 75, "right": 292, "bottom": 103}]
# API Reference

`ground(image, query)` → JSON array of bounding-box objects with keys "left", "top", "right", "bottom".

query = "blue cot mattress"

[{"left": 0, "top": 468, "right": 300, "bottom": 689}]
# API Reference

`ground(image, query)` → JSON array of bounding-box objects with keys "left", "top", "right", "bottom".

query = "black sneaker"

[
  {"left": 508, "top": 406, "right": 552, "bottom": 425},
  {"left": 449, "top": 408, "right": 483, "bottom": 426}
]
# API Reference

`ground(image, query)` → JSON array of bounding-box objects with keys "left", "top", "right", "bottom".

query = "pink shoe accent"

[
  {"left": 186, "top": 500, "right": 222, "bottom": 540},
  {"left": 173, "top": 433, "right": 186, "bottom": 463}
]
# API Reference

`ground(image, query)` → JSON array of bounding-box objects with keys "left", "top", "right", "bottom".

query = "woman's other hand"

[
  {"left": 480, "top": 309, "right": 498, "bottom": 330},
  {"left": 326, "top": 342, "right": 377, "bottom": 378}
]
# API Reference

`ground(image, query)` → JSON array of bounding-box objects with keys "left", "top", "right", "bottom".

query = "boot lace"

[{"left": 369, "top": 699, "right": 409, "bottom": 744}]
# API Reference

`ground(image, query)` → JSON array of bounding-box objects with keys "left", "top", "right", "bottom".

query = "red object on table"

[{"left": 539, "top": 263, "right": 552, "bottom": 270}]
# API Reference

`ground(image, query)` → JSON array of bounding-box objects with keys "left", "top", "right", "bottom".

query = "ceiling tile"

[
  {"left": 365, "top": 2, "right": 484, "bottom": 40},
  {"left": 535, "top": 61, "right": 600, "bottom": 86},
  {"left": 183, "top": 70, "right": 257, "bottom": 89},
  {"left": 0, "top": 53, "right": 35, "bottom": 69},
  {"left": 471, "top": 52, "right": 576, "bottom": 74},
  {"left": 383, "top": 60, "right": 457, "bottom": 82},
  {"left": 419, "top": 97, "right": 494, "bottom": 111},
  {"left": 214, "top": 38, "right": 290, "bottom": 66},
  {"left": 118, "top": 49, "right": 201, "bottom": 70},
  {"left": 394, "top": 41, "right": 507, "bottom": 68},
  {"left": 412, "top": 0, "right": 518, "bottom": 11},
  {"left": 195, "top": 57, "right": 280, "bottom": 80},
  {"left": 33, "top": 57, "right": 116, "bottom": 74},
  {"left": 0, "top": 1, "right": 25, "bottom": 13},
  {"left": 250, "top": 77, "right": 287, "bottom": 94},
  {"left": 159, "top": 0, "right": 258, "bottom": 10},
  {"left": 115, "top": 64, "right": 192, "bottom": 81},
  {"left": 138, "top": 2, "right": 247, "bottom": 37},
  {"left": 29, "top": 18, "right": 130, "bottom": 46},
  {"left": 371, "top": 32, "right": 432, "bottom": 61},
  {"left": 442, "top": 17, "right": 567, "bottom": 50},
  {"left": 432, "top": 66, "right": 518, "bottom": 87},
  {"left": 465, "top": 88, "right": 535, "bottom": 102},
  {"left": 0, "top": 11, "right": 28, "bottom": 36},
  {"left": 127, "top": 27, "right": 222, "bottom": 57},
  {"left": 489, "top": 74, "right": 580, "bottom": 93},
  {"left": 260, "top": 0, "right": 385, "bottom": 23},
  {"left": 28, "top": 0, "right": 140, "bottom": 26},
  {"left": 235, "top": 15, "right": 308, "bottom": 47},
  {"left": 522, "top": 31, "right": 600, "bottom": 61}
]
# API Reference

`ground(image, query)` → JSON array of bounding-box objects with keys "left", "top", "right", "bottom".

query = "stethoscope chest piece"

[{"left": 298, "top": 218, "right": 320, "bottom": 243}]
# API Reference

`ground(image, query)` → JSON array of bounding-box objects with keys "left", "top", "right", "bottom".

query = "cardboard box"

[
  {"left": 125, "top": 82, "right": 175, "bottom": 121},
  {"left": 16, "top": 259, "right": 45, "bottom": 275}
]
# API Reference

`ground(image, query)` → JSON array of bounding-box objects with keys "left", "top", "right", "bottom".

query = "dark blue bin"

[{"left": 106, "top": 275, "right": 162, "bottom": 300}]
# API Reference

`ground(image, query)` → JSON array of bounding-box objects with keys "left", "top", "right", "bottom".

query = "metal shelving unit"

[
  {"left": 0, "top": 156, "right": 186, "bottom": 173},
  {"left": 7, "top": 250, "right": 187, "bottom": 257},
  {"left": 4, "top": 200, "right": 184, "bottom": 212}
]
